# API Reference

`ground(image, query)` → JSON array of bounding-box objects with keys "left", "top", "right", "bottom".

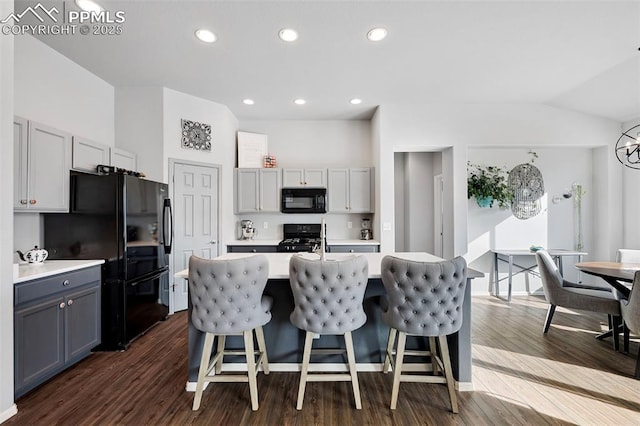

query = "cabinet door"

[
  {"left": 27, "top": 121, "right": 71, "bottom": 212},
  {"left": 259, "top": 169, "right": 281, "bottom": 212},
  {"left": 13, "top": 117, "right": 28, "bottom": 209},
  {"left": 14, "top": 296, "right": 65, "bottom": 396},
  {"left": 304, "top": 168, "right": 327, "bottom": 187},
  {"left": 282, "top": 168, "right": 305, "bottom": 187},
  {"left": 72, "top": 136, "right": 109, "bottom": 173},
  {"left": 236, "top": 169, "right": 260, "bottom": 212},
  {"left": 328, "top": 168, "right": 349, "bottom": 212},
  {"left": 349, "top": 168, "right": 372, "bottom": 213},
  {"left": 65, "top": 285, "right": 101, "bottom": 362},
  {"left": 110, "top": 147, "right": 137, "bottom": 171}
]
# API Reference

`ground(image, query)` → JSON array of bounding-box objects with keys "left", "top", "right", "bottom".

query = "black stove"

[{"left": 278, "top": 223, "right": 324, "bottom": 252}]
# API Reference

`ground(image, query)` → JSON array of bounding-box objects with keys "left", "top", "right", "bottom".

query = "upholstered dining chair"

[
  {"left": 188, "top": 255, "right": 272, "bottom": 411},
  {"left": 620, "top": 271, "right": 640, "bottom": 378},
  {"left": 380, "top": 255, "right": 467, "bottom": 413},
  {"left": 615, "top": 249, "right": 640, "bottom": 351},
  {"left": 289, "top": 254, "right": 369, "bottom": 410},
  {"left": 536, "top": 250, "right": 622, "bottom": 349}
]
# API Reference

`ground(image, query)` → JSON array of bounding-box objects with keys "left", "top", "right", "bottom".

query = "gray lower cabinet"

[
  {"left": 328, "top": 245, "right": 379, "bottom": 253},
  {"left": 14, "top": 266, "right": 101, "bottom": 398},
  {"left": 227, "top": 245, "right": 278, "bottom": 253}
]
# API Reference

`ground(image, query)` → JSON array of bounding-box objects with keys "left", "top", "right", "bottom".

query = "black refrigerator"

[{"left": 44, "top": 172, "right": 173, "bottom": 350}]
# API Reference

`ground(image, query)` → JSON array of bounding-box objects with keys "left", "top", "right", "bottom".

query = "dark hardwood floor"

[{"left": 6, "top": 296, "right": 640, "bottom": 425}]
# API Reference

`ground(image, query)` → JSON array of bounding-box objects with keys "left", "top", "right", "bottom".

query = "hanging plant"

[{"left": 467, "top": 162, "right": 512, "bottom": 208}]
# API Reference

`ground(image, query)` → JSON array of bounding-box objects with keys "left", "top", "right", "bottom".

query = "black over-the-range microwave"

[{"left": 281, "top": 187, "right": 326, "bottom": 213}]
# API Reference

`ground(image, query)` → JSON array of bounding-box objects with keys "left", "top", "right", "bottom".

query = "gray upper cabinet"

[
  {"left": 14, "top": 117, "right": 71, "bottom": 212},
  {"left": 328, "top": 167, "right": 373, "bottom": 213},
  {"left": 235, "top": 168, "right": 281, "bottom": 213},
  {"left": 110, "top": 147, "right": 137, "bottom": 171},
  {"left": 72, "top": 136, "right": 109, "bottom": 173},
  {"left": 282, "top": 168, "right": 326, "bottom": 187}
]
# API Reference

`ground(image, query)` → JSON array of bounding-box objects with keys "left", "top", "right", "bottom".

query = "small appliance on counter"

[
  {"left": 360, "top": 218, "right": 373, "bottom": 240},
  {"left": 16, "top": 245, "right": 48, "bottom": 263},
  {"left": 240, "top": 220, "right": 256, "bottom": 240}
]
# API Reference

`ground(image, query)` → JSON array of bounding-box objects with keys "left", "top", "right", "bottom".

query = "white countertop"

[
  {"left": 14, "top": 259, "right": 105, "bottom": 284},
  {"left": 175, "top": 252, "right": 482, "bottom": 280},
  {"left": 226, "top": 239, "right": 380, "bottom": 246}
]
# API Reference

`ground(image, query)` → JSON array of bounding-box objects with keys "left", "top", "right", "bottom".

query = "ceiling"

[{"left": 26, "top": 0, "right": 640, "bottom": 122}]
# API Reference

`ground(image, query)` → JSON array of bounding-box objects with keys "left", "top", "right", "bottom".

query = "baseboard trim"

[
  {"left": 0, "top": 403, "right": 18, "bottom": 423},
  {"left": 185, "top": 363, "right": 474, "bottom": 392}
]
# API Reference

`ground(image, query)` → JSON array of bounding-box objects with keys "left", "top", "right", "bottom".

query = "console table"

[{"left": 492, "top": 249, "right": 587, "bottom": 302}]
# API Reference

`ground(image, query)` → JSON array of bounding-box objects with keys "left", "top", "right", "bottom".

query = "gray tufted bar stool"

[
  {"left": 289, "top": 254, "right": 369, "bottom": 410},
  {"left": 380, "top": 255, "right": 467, "bottom": 413},
  {"left": 188, "top": 255, "right": 272, "bottom": 411}
]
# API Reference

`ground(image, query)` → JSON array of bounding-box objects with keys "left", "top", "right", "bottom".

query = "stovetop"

[{"left": 278, "top": 224, "right": 324, "bottom": 252}]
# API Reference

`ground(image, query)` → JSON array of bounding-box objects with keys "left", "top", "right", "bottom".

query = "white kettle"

[{"left": 16, "top": 246, "right": 49, "bottom": 263}]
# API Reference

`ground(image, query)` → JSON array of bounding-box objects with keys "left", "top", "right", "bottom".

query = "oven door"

[{"left": 125, "top": 268, "right": 170, "bottom": 344}]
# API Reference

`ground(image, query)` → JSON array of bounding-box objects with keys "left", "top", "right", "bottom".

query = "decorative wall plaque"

[{"left": 181, "top": 119, "right": 212, "bottom": 151}]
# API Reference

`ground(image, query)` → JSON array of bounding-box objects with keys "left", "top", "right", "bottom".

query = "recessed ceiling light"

[
  {"left": 243, "top": 99, "right": 255, "bottom": 105},
  {"left": 367, "top": 27, "right": 388, "bottom": 42},
  {"left": 75, "top": 0, "right": 104, "bottom": 12},
  {"left": 195, "top": 29, "right": 217, "bottom": 43},
  {"left": 293, "top": 99, "right": 306, "bottom": 105},
  {"left": 279, "top": 28, "right": 298, "bottom": 42},
  {"left": 350, "top": 98, "right": 363, "bottom": 105}
]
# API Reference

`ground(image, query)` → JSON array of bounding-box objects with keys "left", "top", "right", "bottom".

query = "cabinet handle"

[
  {"left": 252, "top": 249, "right": 257, "bottom": 253},
  {"left": 208, "top": 241, "right": 217, "bottom": 244},
  {"left": 62, "top": 280, "right": 70, "bottom": 286},
  {"left": 68, "top": 299, "right": 74, "bottom": 306},
  {"left": 349, "top": 249, "right": 354, "bottom": 253},
  {"left": 29, "top": 199, "right": 36, "bottom": 205},
  {"left": 59, "top": 302, "right": 66, "bottom": 309},
  {"left": 20, "top": 199, "right": 27, "bottom": 205}
]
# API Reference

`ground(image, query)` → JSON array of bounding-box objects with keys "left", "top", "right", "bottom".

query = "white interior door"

[
  {"left": 434, "top": 174, "right": 444, "bottom": 258},
  {"left": 171, "top": 162, "right": 220, "bottom": 313}
]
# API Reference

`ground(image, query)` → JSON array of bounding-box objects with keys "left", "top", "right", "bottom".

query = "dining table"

[{"left": 574, "top": 261, "right": 640, "bottom": 298}]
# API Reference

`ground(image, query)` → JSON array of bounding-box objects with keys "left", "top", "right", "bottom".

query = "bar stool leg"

[
  {"left": 255, "top": 326, "right": 270, "bottom": 374},
  {"left": 438, "top": 335, "right": 458, "bottom": 413},
  {"left": 383, "top": 328, "right": 397, "bottom": 374},
  {"left": 193, "top": 332, "right": 215, "bottom": 410},
  {"left": 296, "top": 331, "right": 314, "bottom": 410},
  {"left": 215, "top": 335, "right": 226, "bottom": 375},
  {"left": 244, "top": 330, "right": 259, "bottom": 411},
  {"left": 390, "top": 331, "right": 406, "bottom": 410},
  {"left": 428, "top": 337, "right": 439, "bottom": 375},
  {"left": 344, "top": 331, "right": 362, "bottom": 409}
]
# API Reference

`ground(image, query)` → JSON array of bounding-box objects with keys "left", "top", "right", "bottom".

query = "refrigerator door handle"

[{"left": 163, "top": 198, "right": 173, "bottom": 254}]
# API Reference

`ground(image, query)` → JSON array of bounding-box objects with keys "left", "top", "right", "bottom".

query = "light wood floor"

[{"left": 6, "top": 296, "right": 640, "bottom": 425}]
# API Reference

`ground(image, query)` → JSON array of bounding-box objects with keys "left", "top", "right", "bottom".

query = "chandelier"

[
  {"left": 508, "top": 163, "right": 544, "bottom": 220},
  {"left": 615, "top": 124, "right": 640, "bottom": 169}
]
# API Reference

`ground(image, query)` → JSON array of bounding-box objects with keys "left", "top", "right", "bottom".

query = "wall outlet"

[
  {"left": 347, "top": 221, "right": 352, "bottom": 229},
  {"left": 263, "top": 222, "right": 268, "bottom": 229},
  {"left": 383, "top": 222, "right": 392, "bottom": 231}
]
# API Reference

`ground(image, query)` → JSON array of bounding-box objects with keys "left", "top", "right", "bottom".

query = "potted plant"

[{"left": 467, "top": 162, "right": 512, "bottom": 208}]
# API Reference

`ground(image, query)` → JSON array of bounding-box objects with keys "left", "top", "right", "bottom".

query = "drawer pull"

[
  {"left": 59, "top": 302, "right": 66, "bottom": 309},
  {"left": 62, "top": 280, "right": 70, "bottom": 286}
]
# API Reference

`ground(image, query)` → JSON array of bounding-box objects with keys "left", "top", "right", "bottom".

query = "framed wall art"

[{"left": 181, "top": 119, "right": 212, "bottom": 151}]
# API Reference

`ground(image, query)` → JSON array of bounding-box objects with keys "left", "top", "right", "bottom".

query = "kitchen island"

[{"left": 175, "top": 252, "right": 481, "bottom": 391}]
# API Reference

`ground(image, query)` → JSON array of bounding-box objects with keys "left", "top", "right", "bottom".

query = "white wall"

[
  {"left": 162, "top": 87, "right": 239, "bottom": 251},
  {"left": 622, "top": 118, "right": 640, "bottom": 248},
  {"left": 239, "top": 120, "right": 372, "bottom": 168},
  {"left": 115, "top": 87, "right": 164, "bottom": 182},
  {"left": 13, "top": 35, "right": 116, "bottom": 254},
  {"left": 0, "top": 1, "right": 17, "bottom": 421},
  {"left": 14, "top": 35, "right": 114, "bottom": 145},
  {"left": 375, "top": 103, "right": 624, "bottom": 261}
]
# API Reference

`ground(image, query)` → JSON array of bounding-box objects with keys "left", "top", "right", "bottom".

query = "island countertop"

[
  {"left": 14, "top": 259, "right": 105, "bottom": 284},
  {"left": 175, "top": 252, "right": 482, "bottom": 280}
]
